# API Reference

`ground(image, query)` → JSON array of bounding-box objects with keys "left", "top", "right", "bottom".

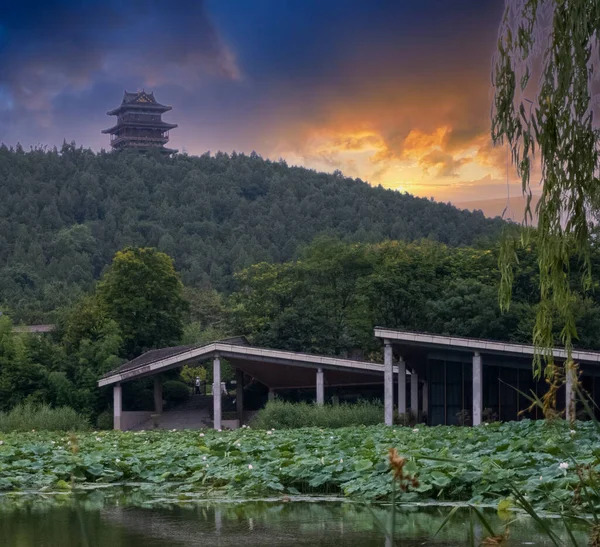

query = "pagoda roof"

[
  {"left": 107, "top": 90, "right": 172, "bottom": 115},
  {"left": 101, "top": 120, "right": 178, "bottom": 134}
]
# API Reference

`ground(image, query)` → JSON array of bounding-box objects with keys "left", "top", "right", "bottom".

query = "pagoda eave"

[
  {"left": 101, "top": 122, "right": 178, "bottom": 134},
  {"left": 107, "top": 104, "right": 172, "bottom": 116}
]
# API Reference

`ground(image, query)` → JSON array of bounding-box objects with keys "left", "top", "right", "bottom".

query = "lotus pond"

[{"left": 0, "top": 420, "right": 597, "bottom": 512}]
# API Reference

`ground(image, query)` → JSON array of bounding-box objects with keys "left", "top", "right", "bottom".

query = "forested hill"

[{"left": 0, "top": 144, "right": 504, "bottom": 322}]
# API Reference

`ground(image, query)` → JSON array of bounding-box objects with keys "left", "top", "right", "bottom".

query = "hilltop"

[{"left": 0, "top": 144, "right": 504, "bottom": 322}]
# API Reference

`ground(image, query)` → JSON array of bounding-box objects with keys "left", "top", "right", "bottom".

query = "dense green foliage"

[
  {"left": 230, "top": 237, "right": 600, "bottom": 356},
  {"left": 0, "top": 247, "right": 192, "bottom": 419},
  {"left": 492, "top": 0, "right": 600, "bottom": 364},
  {"left": 0, "top": 311, "right": 120, "bottom": 418},
  {"left": 5, "top": 235, "right": 600, "bottom": 423},
  {"left": 0, "top": 421, "right": 594, "bottom": 512},
  {"left": 162, "top": 381, "right": 190, "bottom": 406},
  {"left": 0, "top": 403, "right": 89, "bottom": 432},
  {"left": 0, "top": 145, "right": 504, "bottom": 323},
  {"left": 250, "top": 400, "right": 384, "bottom": 429},
  {"left": 96, "top": 247, "right": 187, "bottom": 358}
]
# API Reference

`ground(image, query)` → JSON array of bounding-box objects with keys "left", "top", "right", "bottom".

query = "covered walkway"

[
  {"left": 99, "top": 337, "right": 393, "bottom": 430},
  {"left": 376, "top": 328, "right": 600, "bottom": 426}
]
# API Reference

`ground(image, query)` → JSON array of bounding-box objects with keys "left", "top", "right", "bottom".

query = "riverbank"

[{"left": 0, "top": 420, "right": 594, "bottom": 512}]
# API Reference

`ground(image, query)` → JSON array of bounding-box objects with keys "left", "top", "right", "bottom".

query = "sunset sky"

[{"left": 0, "top": 0, "right": 529, "bottom": 213}]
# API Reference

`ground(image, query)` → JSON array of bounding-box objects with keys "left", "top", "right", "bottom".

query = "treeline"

[
  {"left": 0, "top": 248, "right": 188, "bottom": 423},
  {"left": 0, "top": 143, "right": 504, "bottom": 323},
  {"left": 3, "top": 237, "right": 600, "bottom": 426},
  {"left": 229, "top": 237, "right": 600, "bottom": 356}
]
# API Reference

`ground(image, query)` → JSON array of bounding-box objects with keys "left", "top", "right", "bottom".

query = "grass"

[
  {"left": 250, "top": 399, "right": 384, "bottom": 429},
  {"left": 0, "top": 403, "right": 90, "bottom": 432}
]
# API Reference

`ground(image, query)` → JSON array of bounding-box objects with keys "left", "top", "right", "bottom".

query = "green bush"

[
  {"left": 250, "top": 400, "right": 383, "bottom": 429},
  {"left": 162, "top": 380, "right": 190, "bottom": 406},
  {"left": 96, "top": 410, "right": 113, "bottom": 430},
  {"left": 0, "top": 403, "right": 90, "bottom": 432}
]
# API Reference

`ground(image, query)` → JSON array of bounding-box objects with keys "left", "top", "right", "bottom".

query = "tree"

[
  {"left": 492, "top": 0, "right": 600, "bottom": 370},
  {"left": 97, "top": 247, "right": 188, "bottom": 359}
]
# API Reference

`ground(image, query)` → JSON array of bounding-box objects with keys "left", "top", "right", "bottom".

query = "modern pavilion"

[{"left": 98, "top": 329, "right": 600, "bottom": 430}]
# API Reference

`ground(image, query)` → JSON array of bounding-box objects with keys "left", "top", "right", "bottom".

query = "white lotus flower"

[
  {"left": 559, "top": 462, "right": 569, "bottom": 470},
  {"left": 267, "top": 431, "right": 272, "bottom": 435},
  {"left": 236, "top": 443, "right": 241, "bottom": 447},
  {"left": 248, "top": 464, "right": 253, "bottom": 469},
  {"left": 539, "top": 476, "right": 543, "bottom": 481},
  {"left": 199, "top": 433, "right": 205, "bottom": 437},
  {"left": 570, "top": 430, "right": 576, "bottom": 435},
  {"left": 202, "top": 456, "right": 207, "bottom": 461},
  {"left": 95, "top": 437, "right": 102, "bottom": 442},
  {"left": 412, "top": 428, "right": 419, "bottom": 433},
  {"left": 340, "top": 459, "right": 343, "bottom": 463}
]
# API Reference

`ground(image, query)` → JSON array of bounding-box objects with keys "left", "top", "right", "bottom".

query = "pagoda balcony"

[{"left": 110, "top": 134, "right": 169, "bottom": 147}]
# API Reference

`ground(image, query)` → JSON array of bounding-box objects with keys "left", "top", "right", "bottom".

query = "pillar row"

[
  {"left": 113, "top": 383, "right": 122, "bottom": 431},
  {"left": 410, "top": 370, "right": 418, "bottom": 417},
  {"left": 236, "top": 368, "right": 244, "bottom": 423},
  {"left": 213, "top": 356, "right": 222, "bottom": 430},
  {"left": 384, "top": 340, "right": 393, "bottom": 426},
  {"left": 397, "top": 358, "right": 406, "bottom": 415},
  {"left": 316, "top": 368, "right": 325, "bottom": 405},
  {"left": 472, "top": 352, "right": 482, "bottom": 426}
]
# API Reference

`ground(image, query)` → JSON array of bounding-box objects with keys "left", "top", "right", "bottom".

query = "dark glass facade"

[{"left": 425, "top": 358, "right": 598, "bottom": 425}]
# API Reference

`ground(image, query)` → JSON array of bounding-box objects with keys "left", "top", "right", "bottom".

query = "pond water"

[{"left": 0, "top": 491, "right": 589, "bottom": 546}]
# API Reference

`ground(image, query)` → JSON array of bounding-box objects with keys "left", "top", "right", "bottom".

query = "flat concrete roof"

[
  {"left": 374, "top": 327, "right": 600, "bottom": 364},
  {"left": 99, "top": 340, "right": 393, "bottom": 388}
]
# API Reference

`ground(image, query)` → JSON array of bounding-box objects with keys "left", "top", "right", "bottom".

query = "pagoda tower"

[{"left": 102, "top": 91, "right": 177, "bottom": 154}]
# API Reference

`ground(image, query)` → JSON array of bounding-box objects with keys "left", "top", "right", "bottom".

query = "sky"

[{"left": 0, "top": 0, "right": 528, "bottom": 214}]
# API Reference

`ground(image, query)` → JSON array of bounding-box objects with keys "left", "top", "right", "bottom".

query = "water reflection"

[{"left": 0, "top": 491, "right": 590, "bottom": 546}]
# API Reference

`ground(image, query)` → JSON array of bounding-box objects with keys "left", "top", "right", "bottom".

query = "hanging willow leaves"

[{"left": 492, "top": 0, "right": 600, "bottom": 375}]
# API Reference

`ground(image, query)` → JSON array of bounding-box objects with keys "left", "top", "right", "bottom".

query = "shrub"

[
  {"left": 395, "top": 411, "right": 418, "bottom": 427},
  {"left": 162, "top": 380, "right": 190, "bottom": 406},
  {"left": 0, "top": 403, "right": 90, "bottom": 432},
  {"left": 96, "top": 410, "right": 113, "bottom": 430},
  {"left": 250, "top": 400, "right": 383, "bottom": 429}
]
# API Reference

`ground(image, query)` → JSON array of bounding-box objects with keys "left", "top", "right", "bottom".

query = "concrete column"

[
  {"left": 153, "top": 376, "right": 163, "bottom": 414},
  {"left": 384, "top": 340, "right": 393, "bottom": 426},
  {"left": 473, "top": 352, "right": 482, "bottom": 426},
  {"left": 113, "top": 383, "right": 122, "bottom": 431},
  {"left": 565, "top": 361, "right": 576, "bottom": 422},
  {"left": 422, "top": 381, "right": 428, "bottom": 418},
  {"left": 316, "top": 368, "right": 325, "bottom": 405},
  {"left": 213, "top": 356, "right": 222, "bottom": 430},
  {"left": 411, "top": 370, "right": 419, "bottom": 418},
  {"left": 268, "top": 388, "right": 275, "bottom": 401},
  {"left": 397, "top": 358, "right": 406, "bottom": 414},
  {"left": 236, "top": 368, "right": 244, "bottom": 423}
]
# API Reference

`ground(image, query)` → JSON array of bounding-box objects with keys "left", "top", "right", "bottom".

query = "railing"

[{"left": 110, "top": 134, "right": 169, "bottom": 146}]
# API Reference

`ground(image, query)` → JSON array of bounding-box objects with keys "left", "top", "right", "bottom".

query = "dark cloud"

[{"left": 0, "top": 0, "right": 237, "bottom": 113}]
